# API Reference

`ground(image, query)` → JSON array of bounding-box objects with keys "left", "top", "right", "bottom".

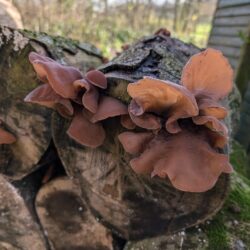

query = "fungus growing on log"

[
  {"left": 25, "top": 48, "right": 233, "bottom": 193},
  {"left": 90, "top": 96, "right": 128, "bottom": 123},
  {"left": 25, "top": 52, "right": 128, "bottom": 148},
  {"left": 119, "top": 129, "right": 232, "bottom": 192},
  {"left": 28, "top": 52, "right": 83, "bottom": 99},
  {"left": 66, "top": 108, "right": 106, "bottom": 148},
  {"left": 73, "top": 79, "right": 99, "bottom": 113},
  {"left": 127, "top": 77, "right": 198, "bottom": 133},
  {"left": 181, "top": 48, "right": 233, "bottom": 133},
  {"left": 120, "top": 48, "right": 233, "bottom": 192}
]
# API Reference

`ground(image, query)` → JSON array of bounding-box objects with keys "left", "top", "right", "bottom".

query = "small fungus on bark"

[
  {"left": 29, "top": 52, "right": 83, "bottom": 99},
  {"left": 0, "top": 121, "right": 16, "bottom": 144}
]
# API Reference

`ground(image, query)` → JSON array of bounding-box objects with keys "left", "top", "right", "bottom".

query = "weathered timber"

[
  {"left": 52, "top": 34, "right": 240, "bottom": 240},
  {"left": 0, "top": 25, "right": 103, "bottom": 179},
  {"left": 35, "top": 177, "right": 114, "bottom": 250},
  {"left": 0, "top": 174, "right": 47, "bottom": 250}
]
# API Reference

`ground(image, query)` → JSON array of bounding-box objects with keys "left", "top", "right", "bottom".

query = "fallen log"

[
  {"left": 51, "top": 32, "right": 241, "bottom": 239},
  {"left": 0, "top": 25, "right": 103, "bottom": 179}
]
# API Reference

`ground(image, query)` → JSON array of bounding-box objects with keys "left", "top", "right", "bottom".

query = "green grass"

[{"left": 200, "top": 141, "right": 250, "bottom": 249}]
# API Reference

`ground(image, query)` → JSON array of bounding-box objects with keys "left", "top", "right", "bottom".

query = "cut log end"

[{"left": 35, "top": 177, "right": 114, "bottom": 250}]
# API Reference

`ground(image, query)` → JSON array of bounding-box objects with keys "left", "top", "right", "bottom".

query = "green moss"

[
  {"left": 205, "top": 214, "right": 229, "bottom": 250},
  {"left": 0, "top": 39, "right": 37, "bottom": 100},
  {"left": 227, "top": 187, "right": 250, "bottom": 221},
  {"left": 201, "top": 141, "right": 250, "bottom": 249},
  {"left": 230, "top": 141, "right": 248, "bottom": 176}
]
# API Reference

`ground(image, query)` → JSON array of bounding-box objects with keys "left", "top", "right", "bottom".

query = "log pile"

[{"left": 0, "top": 26, "right": 247, "bottom": 249}]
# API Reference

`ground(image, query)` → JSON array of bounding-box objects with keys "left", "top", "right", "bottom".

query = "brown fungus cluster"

[
  {"left": 25, "top": 52, "right": 127, "bottom": 148},
  {"left": 25, "top": 49, "right": 233, "bottom": 193},
  {"left": 119, "top": 48, "right": 233, "bottom": 192}
]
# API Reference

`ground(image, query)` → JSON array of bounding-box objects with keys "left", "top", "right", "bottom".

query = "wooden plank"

[
  {"left": 208, "top": 35, "right": 244, "bottom": 48},
  {"left": 207, "top": 45, "right": 241, "bottom": 59},
  {"left": 210, "top": 26, "right": 247, "bottom": 37},
  {"left": 216, "top": 4, "right": 250, "bottom": 18},
  {"left": 213, "top": 15, "right": 250, "bottom": 26},
  {"left": 218, "top": 0, "right": 250, "bottom": 9},
  {"left": 228, "top": 57, "right": 239, "bottom": 69}
]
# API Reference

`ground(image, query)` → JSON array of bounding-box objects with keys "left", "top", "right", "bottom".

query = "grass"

[{"left": 200, "top": 141, "right": 250, "bottom": 249}]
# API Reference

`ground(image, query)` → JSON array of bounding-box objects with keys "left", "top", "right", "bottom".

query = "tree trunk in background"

[{"left": 0, "top": 26, "right": 249, "bottom": 249}]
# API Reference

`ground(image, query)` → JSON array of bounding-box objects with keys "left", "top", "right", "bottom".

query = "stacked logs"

[
  {"left": 0, "top": 26, "right": 114, "bottom": 250},
  {"left": 0, "top": 26, "right": 241, "bottom": 249}
]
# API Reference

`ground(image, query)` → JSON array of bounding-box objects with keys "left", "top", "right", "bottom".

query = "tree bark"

[{"left": 35, "top": 177, "right": 113, "bottom": 250}]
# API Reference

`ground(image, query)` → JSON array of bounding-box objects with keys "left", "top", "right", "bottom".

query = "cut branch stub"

[
  {"left": 35, "top": 177, "right": 113, "bottom": 250},
  {"left": 51, "top": 33, "right": 235, "bottom": 240},
  {"left": 0, "top": 26, "right": 103, "bottom": 179},
  {"left": 0, "top": 174, "right": 47, "bottom": 250}
]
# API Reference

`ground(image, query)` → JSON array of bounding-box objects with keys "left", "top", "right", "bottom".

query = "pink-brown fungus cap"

[
  {"left": 205, "top": 128, "right": 228, "bottom": 149},
  {"left": 127, "top": 77, "right": 198, "bottom": 133},
  {"left": 128, "top": 107, "right": 162, "bottom": 131},
  {"left": 24, "top": 84, "right": 74, "bottom": 117},
  {"left": 90, "top": 96, "right": 128, "bottom": 123},
  {"left": 120, "top": 115, "right": 136, "bottom": 130},
  {"left": 67, "top": 109, "right": 105, "bottom": 148},
  {"left": 192, "top": 116, "right": 228, "bottom": 139},
  {"left": 85, "top": 70, "right": 107, "bottom": 89},
  {"left": 181, "top": 48, "right": 233, "bottom": 100},
  {"left": 29, "top": 52, "right": 83, "bottom": 99},
  {"left": 197, "top": 98, "right": 228, "bottom": 119},
  {"left": 118, "top": 131, "right": 154, "bottom": 155},
  {"left": 129, "top": 130, "right": 232, "bottom": 192},
  {"left": 73, "top": 79, "right": 99, "bottom": 113}
]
